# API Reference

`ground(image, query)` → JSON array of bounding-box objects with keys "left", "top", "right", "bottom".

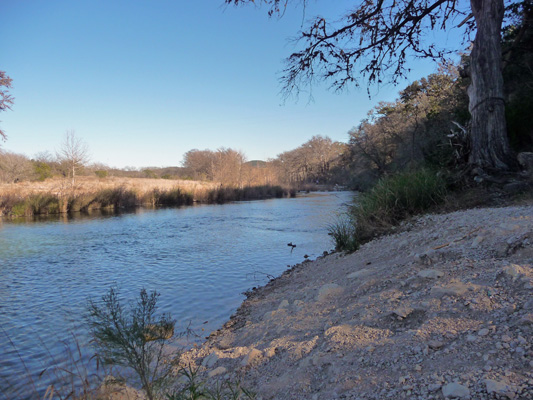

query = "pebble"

[{"left": 478, "top": 328, "right": 490, "bottom": 336}]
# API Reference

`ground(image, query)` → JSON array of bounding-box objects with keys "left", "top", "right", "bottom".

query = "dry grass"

[
  {"left": 0, "top": 176, "right": 218, "bottom": 198},
  {"left": 0, "top": 177, "right": 292, "bottom": 217}
]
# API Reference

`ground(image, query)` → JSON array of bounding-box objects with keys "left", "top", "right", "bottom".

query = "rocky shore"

[{"left": 181, "top": 204, "right": 533, "bottom": 399}]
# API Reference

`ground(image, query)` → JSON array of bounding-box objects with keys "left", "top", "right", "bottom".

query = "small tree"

[
  {"left": 56, "top": 130, "right": 90, "bottom": 186},
  {"left": 86, "top": 287, "right": 178, "bottom": 400}
]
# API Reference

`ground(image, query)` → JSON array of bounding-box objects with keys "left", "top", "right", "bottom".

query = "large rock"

[
  {"left": 347, "top": 269, "right": 371, "bottom": 279},
  {"left": 484, "top": 379, "right": 516, "bottom": 399},
  {"left": 241, "top": 348, "right": 263, "bottom": 366},
  {"left": 432, "top": 282, "right": 470, "bottom": 297},
  {"left": 208, "top": 366, "right": 227, "bottom": 378},
  {"left": 418, "top": 269, "right": 444, "bottom": 279},
  {"left": 442, "top": 382, "right": 470, "bottom": 398}
]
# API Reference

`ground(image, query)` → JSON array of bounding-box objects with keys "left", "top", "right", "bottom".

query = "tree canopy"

[{"left": 227, "top": 0, "right": 527, "bottom": 172}]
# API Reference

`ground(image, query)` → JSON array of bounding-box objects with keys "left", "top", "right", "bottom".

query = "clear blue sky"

[{"left": 1, "top": 0, "right": 464, "bottom": 168}]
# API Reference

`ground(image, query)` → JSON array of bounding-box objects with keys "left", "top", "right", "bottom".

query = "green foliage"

[
  {"left": 95, "top": 187, "right": 138, "bottom": 209},
  {"left": 94, "top": 170, "right": 108, "bottom": 179},
  {"left": 333, "top": 169, "right": 447, "bottom": 251},
  {"left": 328, "top": 214, "right": 359, "bottom": 252},
  {"left": 10, "top": 201, "right": 28, "bottom": 217},
  {"left": 32, "top": 161, "right": 53, "bottom": 181},
  {"left": 86, "top": 287, "right": 178, "bottom": 400},
  {"left": 353, "top": 168, "right": 447, "bottom": 242},
  {"left": 143, "top": 169, "right": 158, "bottom": 179},
  {"left": 6, "top": 194, "right": 60, "bottom": 217},
  {"left": 28, "top": 194, "right": 59, "bottom": 215}
]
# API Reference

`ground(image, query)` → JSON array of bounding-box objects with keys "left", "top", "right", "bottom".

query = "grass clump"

[
  {"left": 146, "top": 188, "right": 194, "bottom": 207},
  {"left": 330, "top": 168, "right": 447, "bottom": 251},
  {"left": 328, "top": 214, "right": 358, "bottom": 252}
]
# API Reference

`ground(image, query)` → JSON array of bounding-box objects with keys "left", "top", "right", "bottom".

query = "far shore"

[{"left": 0, "top": 176, "right": 303, "bottom": 218}]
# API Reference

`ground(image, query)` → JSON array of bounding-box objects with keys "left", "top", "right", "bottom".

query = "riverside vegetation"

[
  {"left": 85, "top": 287, "right": 256, "bottom": 400},
  {"left": 0, "top": 176, "right": 294, "bottom": 218}
]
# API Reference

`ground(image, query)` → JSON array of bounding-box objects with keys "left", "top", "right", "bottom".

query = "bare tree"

[
  {"left": 226, "top": 0, "right": 519, "bottom": 172},
  {"left": 0, "top": 71, "right": 14, "bottom": 142},
  {"left": 0, "top": 150, "right": 33, "bottom": 183},
  {"left": 56, "top": 130, "right": 90, "bottom": 185}
]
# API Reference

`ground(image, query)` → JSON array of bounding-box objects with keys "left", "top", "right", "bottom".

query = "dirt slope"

[{"left": 182, "top": 205, "right": 533, "bottom": 399}]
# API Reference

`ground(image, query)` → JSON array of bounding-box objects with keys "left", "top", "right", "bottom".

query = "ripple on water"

[{"left": 0, "top": 192, "right": 353, "bottom": 398}]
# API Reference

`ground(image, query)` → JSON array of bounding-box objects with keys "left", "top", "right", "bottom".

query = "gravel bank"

[{"left": 182, "top": 204, "right": 533, "bottom": 399}]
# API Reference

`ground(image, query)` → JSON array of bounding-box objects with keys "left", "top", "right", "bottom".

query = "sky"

[{"left": 1, "top": 0, "right": 466, "bottom": 169}]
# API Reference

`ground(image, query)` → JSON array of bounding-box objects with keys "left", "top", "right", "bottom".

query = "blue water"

[{"left": 0, "top": 191, "right": 353, "bottom": 398}]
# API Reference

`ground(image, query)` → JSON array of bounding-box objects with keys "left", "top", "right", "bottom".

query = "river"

[{"left": 0, "top": 191, "right": 353, "bottom": 398}]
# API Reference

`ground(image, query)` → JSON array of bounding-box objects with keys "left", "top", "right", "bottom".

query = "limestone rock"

[
  {"left": 502, "top": 264, "right": 528, "bottom": 281},
  {"left": 418, "top": 269, "right": 444, "bottom": 279},
  {"left": 317, "top": 283, "right": 343, "bottom": 302},
  {"left": 208, "top": 366, "right": 227, "bottom": 378},
  {"left": 442, "top": 382, "right": 470, "bottom": 398},
  {"left": 202, "top": 352, "right": 219, "bottom": 368},
  {"left": 241, "top": 348, "right": 262, "bottom": 367},
  {"left": 347, "top": 269, "right": 371, "bottom": 279},
  {"left": 485, "top": 378, "right": 516, "bottom": 398},
  {"left": 392, "top": 306, "right": 413, "bottom": 319},
  {"left": 432, "top": 282, "right": 470, "bottom": 297}
]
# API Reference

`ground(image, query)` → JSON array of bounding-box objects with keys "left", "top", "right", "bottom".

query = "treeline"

[
  {"left": 182, "top": 136, "right": 347, "bottom": 188},
  {"left": 0, "top": 135, "right": 348, "bottom": 189}
]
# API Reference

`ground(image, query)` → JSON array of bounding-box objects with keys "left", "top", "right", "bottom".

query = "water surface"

[{"left": 0, "top": 192, "right": 352, "bottom": 398}]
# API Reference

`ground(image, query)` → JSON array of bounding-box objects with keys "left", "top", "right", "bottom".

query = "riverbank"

[
  {"left": 0, "top": 176, "right": 295, "bottom": 217},
  {"left": 179, "top": 203, "right": 533, "bottom": 399}
]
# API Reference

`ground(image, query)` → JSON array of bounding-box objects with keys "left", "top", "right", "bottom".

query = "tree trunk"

[{"left": 468, "top": 0, "right": 515, "bottom": 171}]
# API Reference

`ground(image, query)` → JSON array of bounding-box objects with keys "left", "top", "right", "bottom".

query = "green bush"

[
  {"left": 333, "top": 168, "right": 447, "bottom": 251},
  {"left": 32, "top": 161, "right": 53, "bottom": 181},
  {"left": 94, "top": 170, "right": 108, "bottom": 179},
  {"left": 10, "top": 201, "right": 28, "bottom": 217}
]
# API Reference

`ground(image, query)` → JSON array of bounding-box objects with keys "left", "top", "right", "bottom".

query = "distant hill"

[{"left": 246, "top": 160, "right": 268, "bottom": 168}]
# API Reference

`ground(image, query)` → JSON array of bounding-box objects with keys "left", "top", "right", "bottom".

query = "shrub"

[
  {"left": 354, "top": 168, "right": 447, "bottom": 242},
  {"left": 94, "top": 170, "right": 108, "bottom": 179},
  {"left": 32, "top": 161, "right": 53, "bottom": 181},
  {"left": 333, "top": 168, "right": 447, "bottom": 251},
  {"left": 86, "top": 287, "right": 179, "bottom": 400}
]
